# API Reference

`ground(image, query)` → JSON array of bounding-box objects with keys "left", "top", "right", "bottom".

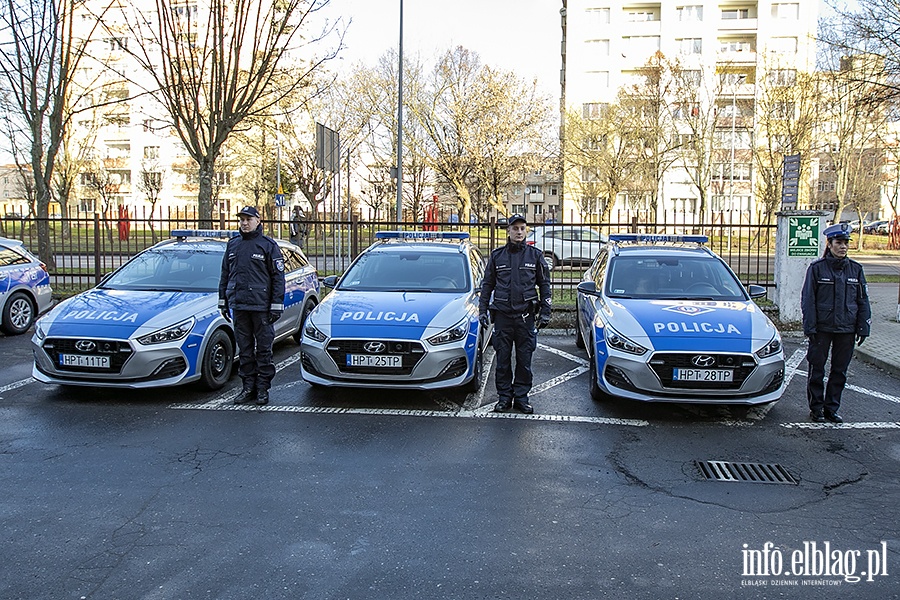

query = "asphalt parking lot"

[{"left": 1, "top": 331, "right": 898, "bottom": 599}]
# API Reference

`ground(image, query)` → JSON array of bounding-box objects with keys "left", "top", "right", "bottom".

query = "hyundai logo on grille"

[
  {"left": 75, "top": 340, "right": 97, "bottom": 353},
  {"left": 692, "top": 355, "right": 716, "bottom": 367},
  {"left": 363, "top": 341, "right": 386, "bottom": 353}
]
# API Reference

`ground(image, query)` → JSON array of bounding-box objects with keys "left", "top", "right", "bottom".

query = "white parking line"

[
  {"left": 782, "top": 421, "right": 900, "bottom": 430},
  {"left": 783, "top": 348, "right": 807, "bottom": 388},
  {"left": 0, "top": 377, "right": 34, "bottom": 395},
  {"left": 792, "top": 370, "right": 900, "bottom": 404}
]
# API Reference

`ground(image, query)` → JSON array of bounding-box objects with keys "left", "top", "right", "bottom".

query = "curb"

[{"left": 854, "top": 347, "right": 900, "bottom": 379}]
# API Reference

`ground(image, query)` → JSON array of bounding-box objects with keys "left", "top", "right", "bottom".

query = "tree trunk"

[{"left": 198, "top": 159, "right": 215, "bottom": 226}]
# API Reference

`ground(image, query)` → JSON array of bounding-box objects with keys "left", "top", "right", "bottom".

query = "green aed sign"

[{"left": 788, "top": 216, "right": 820, "bottom": 257}]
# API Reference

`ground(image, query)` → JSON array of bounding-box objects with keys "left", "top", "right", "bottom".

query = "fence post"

[
  {"left": 350, "top": 213, "right": 359, "bottom": 258},
  {"left": 93, "top": 212, "right": 102, "bottom": 285}
]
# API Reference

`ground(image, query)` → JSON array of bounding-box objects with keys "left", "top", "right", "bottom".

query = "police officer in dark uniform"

[
  {"left": 218, "top": 206, "right": 286, "bottom": 406},
  {"left": 801, "top": 222, "right": 871, "bottom": 423},
  {"left": 479, "top": 214, "right": 552, "bottom": 413}
]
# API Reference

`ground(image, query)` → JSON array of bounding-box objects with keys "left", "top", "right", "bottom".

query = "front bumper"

[
  {"left": 300, "top": 336, "right": 476, "bottom": 390},
  {"left": 31, "top": 337, "right": 195, "bottom": 389},
  {"left": 597, "top": 350, "right": 785, "bottom": 405}
]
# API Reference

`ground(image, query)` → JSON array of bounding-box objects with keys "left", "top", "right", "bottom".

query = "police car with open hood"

[
  {"left": 32, "top": 230, "right": 319, "bottom": 389},
  {"left": 300, "top": 231, "right": 491, "bottom": 391},
  {"left": 575, "top": 234, "right": 784, "bottom": 404}
]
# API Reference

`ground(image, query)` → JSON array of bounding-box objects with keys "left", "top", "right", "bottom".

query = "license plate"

[
  {"left": 347, "top": 354, "right": 402, "bottom": 368},
  {"left": 60, "top": 354, "right": 110, "bottom": 368},
  {"left": 673, "top": 368, "right": 733, "bottom": 382}
]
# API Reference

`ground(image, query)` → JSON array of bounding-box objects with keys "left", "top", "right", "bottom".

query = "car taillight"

[{"left": 39, "top": 261, "right": 48, "bottom": 273}]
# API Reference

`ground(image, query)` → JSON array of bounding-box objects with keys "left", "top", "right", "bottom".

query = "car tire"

[
  {"left": 293, "top": 299, "right": 317, "bottom": 345},
  {"left": 588, "top": 344, "right": 608, "bottom": 402},
  {"left": 200, "top": 328, "right": 234, "bottom": 390},
  {"left": 460, "top": 336, "right": 484, "bottom": 394},
  {"left": 0, "top": 292, "right": 36, "bottom": 336}
]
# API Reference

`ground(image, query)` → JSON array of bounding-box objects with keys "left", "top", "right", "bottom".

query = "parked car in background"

[
  {"left": 864, "top": 220, "right": 887, "bottom": 234},
  {"left": 32, "top": 230, "right": 319, "bottom": 389},
  {"left": 0, "top": 237, "right": 52, "bottom": 335},
  {"left": 526, "top": 225, "right": 607, "bottom": 269},
  {"left": 875, "top": 220, "right": 893, "bottom": 235}
]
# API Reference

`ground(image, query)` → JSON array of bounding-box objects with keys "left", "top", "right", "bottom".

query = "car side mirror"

[
  {"left": 747, "top": 284, "right": 767, "bottom": 299},
  {"left": 576, "top": 281, "right": 599, "bottom": 296},
  {"left": 322, "top": 275, "right": 339, "bottom": 288}
]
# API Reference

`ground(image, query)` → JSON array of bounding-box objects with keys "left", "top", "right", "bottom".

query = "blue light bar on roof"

[
  {"left": 171, "top": 229, "right": 239, "bottom": 239},
  {"left": 375, "top": 231, "right": 470, "bottom": 240},
  {"left": 609, "top": 234, "right": 708, "bottom": 244}
]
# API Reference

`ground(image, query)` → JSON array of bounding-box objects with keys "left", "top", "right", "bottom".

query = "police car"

[
  {"left": 575, "top": 234, "right": 784, "bottom": 404},
  {"left": 300, "top": 231, "right": 491, "bottom": 391},
  {"left": 32, "top": 230, "right": 319, "bottom": 389},
  {"left": 0, "top": 237, "right": 52, "bottom": 335}
]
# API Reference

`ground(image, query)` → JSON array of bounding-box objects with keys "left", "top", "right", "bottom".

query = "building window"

[
  {"left": 671, "top": 197, "right": 698, "bottom": 212},
  {"left": 770, "top": 101, "right": 795, "bottom": 119},
  {"left": 144, "top": 146, "right": 160, "bottom": 159},
  {"left": 677, "top": 38, "right": 703, "bottom": 55},
  {"left": 586, "top": 8, "right": 610, "bottom": 24},
  {"left": 721, "top": 8, "right": 750, "bottom": 19},
  {"left": 529, "top": 185, "right": 541, "bottom": 194},
  {"left": 817, "top": 180, "right": 836, "bottom": 192},
  {"left": 712, "top": 195, "right": 751, "bottom": 211},
  {"left": 585, "top": 39, "right": 610, "bottom": 58},
  {"left": 715, "top": 130, "right": 752, "bottom": 149},
  {"left": 109, "top": 170, "right": 131, "bottom": 185},
  {"left": 672, "top": 103, "right": 700, "bottom": 119},
  {"left": 582, "top": 102, "right": 609, "bottom": 119},
  {"left": 676, "top": 5, "right": 703, "bottom": 21},
  {"left": 771, "top": 3, "right": 800, "bottom": 19},
  {"left": 215, "top": 172, "right": 231, "bottom": 187},
  {"left": 625, "top": 10, "right": 658, "bottom": 21},
  {"left": 720, "top": 72, "right": 748, "bottom": 87},
  {"left": 713, "top": 162, "right": 752, "bottom": 181},
  {"left": 719, "top": 39, "right": 753, "bottom": 53},
  {"left": 549, "top": 186, "right": 558, "bottom": 196},
  {"left": 819, "top": 162, "right": 834, "bottom": 174},
  {"left": 769, "top": 69, "right": 797, "bottom": 86},
  {"left": 511, "top": 204, "right": 526, "bottom": 215}
]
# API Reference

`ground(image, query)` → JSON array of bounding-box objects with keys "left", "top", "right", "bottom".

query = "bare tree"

[
  {"left": 137, "top": 158, "right": 164, "bottom": 243},
  {"left": 0, "top": 0, "right": 109, "bottom": 267},
  {"left": 104, "top": 0, "right": 338, "bottom": 223},
  {"left": 821, "top": 0, "right": 900, "bottom": 103}
]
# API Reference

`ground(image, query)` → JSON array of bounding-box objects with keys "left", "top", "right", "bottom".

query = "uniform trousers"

[
  {"left": 806, "top": 332, "right": 855, "bottom": 415},
  {"left": 491, "top": 310, "right": 537, "bottom": 403},
  {"left": 233, "top": 310, "right": 276, "bottom": 391}
]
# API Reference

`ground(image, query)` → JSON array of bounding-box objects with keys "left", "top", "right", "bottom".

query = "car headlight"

[
  {"left": 33, "top": 318, "right": 47, "bottom": 341},
  {"left": 427, "top": 317, "right": 469, "bottom": 346},
  {"left": 136, "top": 317, "right": 195, "bottom": 345},
  {"left": 303, "top": 319, "right": 327, "bottom": 342},
  {"left": 756, "top": 333, "right": 782, "bottom": 358},
  {"left": 605, "top": 325, "right": 647, "bottom": 355}
]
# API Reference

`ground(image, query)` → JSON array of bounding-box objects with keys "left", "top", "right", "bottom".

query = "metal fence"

[{"left": 0, "top": 213, "right": 776, "bottom": 300}]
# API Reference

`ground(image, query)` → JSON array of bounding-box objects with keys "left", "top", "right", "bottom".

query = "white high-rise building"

[{"left": 562, "top": 0, "right": 819, "bottom": 223}]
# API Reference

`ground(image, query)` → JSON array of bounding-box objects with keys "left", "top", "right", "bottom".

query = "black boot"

[
  {"left": 233, "top": 386, "right": 256, "bottom": 405},
  {"left": 255, "top": 389, "right": 269, "bottom": 406}
]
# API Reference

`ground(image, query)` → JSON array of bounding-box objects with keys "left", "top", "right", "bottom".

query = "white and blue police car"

[
  {"left": 300, "top": 231, "right": 491, "bottom": 392},
  {"left": 0, "top": 236, "right": 52, "bottom": 335},
  {"left": 32, "top": 230, "right": 319, "bottom": 389},
  {"left": 575, "top": 234, "right": 784, "bottom": 405}
]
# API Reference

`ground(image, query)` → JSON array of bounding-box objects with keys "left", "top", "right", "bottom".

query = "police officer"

[
  {"left": 479, "top": 214, "right": 552, "bottom": 413},
  {"left": 801, "top": 222, "right": 871, "bottom": 423},
  {"left": 218, "top": 206, "right": 286, "bottom": 406}
]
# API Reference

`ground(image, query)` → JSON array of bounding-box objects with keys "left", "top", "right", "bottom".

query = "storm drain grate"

[{"left": 696, "top": 460, "right": 798, "bottom": 485}]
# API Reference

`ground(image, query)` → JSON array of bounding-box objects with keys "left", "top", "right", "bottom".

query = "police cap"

[
  {"left": 823, "top": 222, "right": 852, "bottom": 240},
  {"left": 508, "top": 214, "right": 527, "bottom": 226},
  {"left": 236, "top": 206, "right": 261, "bottom": 219}
]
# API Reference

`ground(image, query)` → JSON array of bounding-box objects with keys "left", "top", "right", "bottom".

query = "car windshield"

[
  {"left": 338, "top": 251, "right": 469, "bottom": 292},
  {"left": 606, "top": 255, "right": 746, "bottom": 301},
  {"left": 101, "top": 247, "right": 223, "bottom": 292}
]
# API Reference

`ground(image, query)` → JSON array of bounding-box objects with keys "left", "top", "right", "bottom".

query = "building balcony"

[
  {"left": 717, "top": 50, "right": 756, "bottom": 64},
  {"left": 718, "top": 18, "right": 758, "bottom": 32},
  {"left": 529, "top": 193, "right": 545, "bottom": 203}
]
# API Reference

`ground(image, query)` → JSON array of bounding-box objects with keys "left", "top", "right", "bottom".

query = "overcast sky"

[{"left": 319, "top": 0, "right": 563, "bottom": 97}]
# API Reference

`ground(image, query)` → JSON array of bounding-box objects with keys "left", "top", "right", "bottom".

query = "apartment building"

[{"left": 562, "top": 0, "right": 818, "bottom": 223}]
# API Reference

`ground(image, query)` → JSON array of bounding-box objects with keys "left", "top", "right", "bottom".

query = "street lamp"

[{"left": 396, "top": 0, "right": 404, "bottom": 224}]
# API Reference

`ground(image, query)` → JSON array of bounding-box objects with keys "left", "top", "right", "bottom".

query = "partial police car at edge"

[
  {"left": 31, "top": 230, "right": 319, "bottom": 389},
  {"left": 575, "top": 234, "right": 785, "bottom": 405},
  {"left": 0, "top": 236, "right": 52, "bottom": 335},
  {"left": 300, "top": 231, "right": 491, "bottom": 392}
]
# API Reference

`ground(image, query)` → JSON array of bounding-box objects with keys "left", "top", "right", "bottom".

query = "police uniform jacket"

[
  {"left": 480, "top": 240, "right": 552, "bottom": 319},
  {"left": 218, "top": 225, "right": 286, "bottom": 312},
  {"left": 801, "top": 252, "right": 871, "bottom": 337}
]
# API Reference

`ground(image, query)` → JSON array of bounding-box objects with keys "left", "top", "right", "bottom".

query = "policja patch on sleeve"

[{"left": 275, "top": 258, "right": 285, "bottom": 272}]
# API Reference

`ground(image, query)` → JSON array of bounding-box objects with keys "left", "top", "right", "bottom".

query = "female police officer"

[{"left": 801, "top": 222, "right": 871, "bottom": 423}]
